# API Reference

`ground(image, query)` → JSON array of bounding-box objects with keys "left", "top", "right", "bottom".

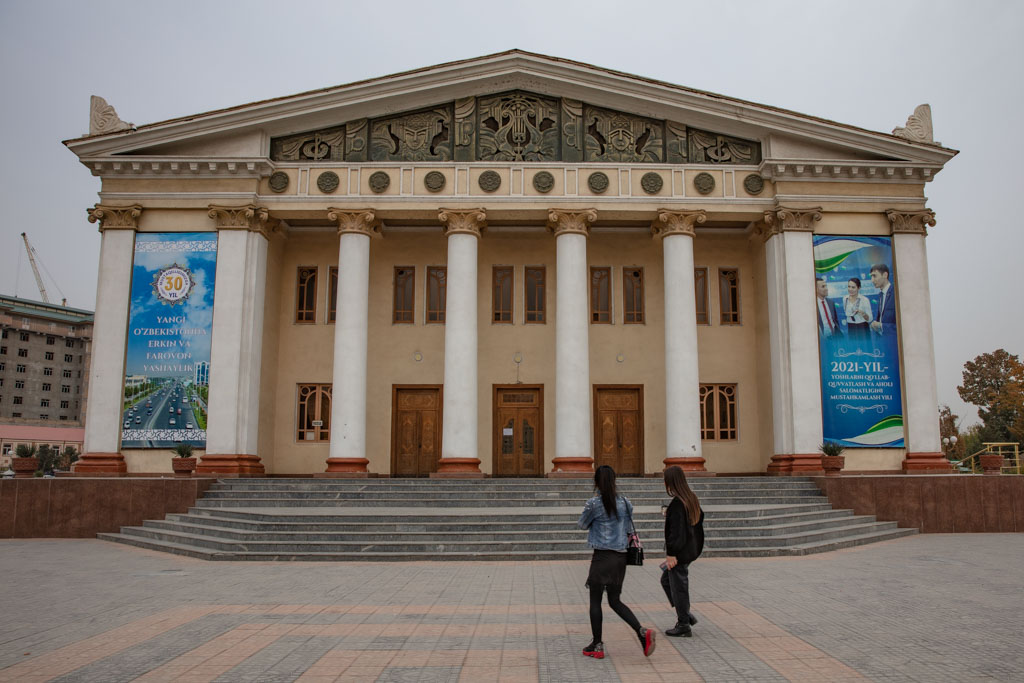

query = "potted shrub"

[
  {"left": 172, "top": 443, "right": 197, "bottom": 477},
  {"left": 12, "top": 444, "right": 38, "bottom": 479},
  {"left": 819, "top": 441, "right": 846, "bottom": 476}
]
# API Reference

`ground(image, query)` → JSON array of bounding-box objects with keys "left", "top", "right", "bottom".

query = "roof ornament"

[
  {"left": 89, "top": 95, "right": 134, "bottom": 136},
  {"left": 892, "top": 104, "right": 937, "bottom": 145}
]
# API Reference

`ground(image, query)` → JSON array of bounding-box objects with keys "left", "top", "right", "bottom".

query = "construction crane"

[{"left": 20, "top": 232, "right": 66, "bottom": 305}]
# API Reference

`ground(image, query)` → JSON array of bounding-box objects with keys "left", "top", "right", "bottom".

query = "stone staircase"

[{"left": 98, "top": 477, "right": 916, "bottom": 560}]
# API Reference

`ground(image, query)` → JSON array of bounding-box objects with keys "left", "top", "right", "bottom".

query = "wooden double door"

[
  {"left": 493, "top": 385, "right": 544, "bottom": 477},
  {"left": 391, "top": 386, "right": 442, "bottom": 477},
  {"left": 594, "top": 385, "right": 644, "bottom": 476}
]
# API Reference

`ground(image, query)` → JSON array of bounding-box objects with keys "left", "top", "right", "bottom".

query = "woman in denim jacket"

[{"left": 577, "top": 465, "right": 656, "bottom": 660}]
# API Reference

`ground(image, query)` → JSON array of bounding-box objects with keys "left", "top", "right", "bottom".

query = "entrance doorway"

[
  {"left": 492, "top": 385, "right": 544, "bottom": 476},
  {"left": 593, "top": 385, "right": 644, "bottom": 476},
  {"left": 391, "top": 385, "right": 442, "bottom": 477}
]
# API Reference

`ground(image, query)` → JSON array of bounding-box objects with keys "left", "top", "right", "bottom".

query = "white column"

[
  {"left": 549, "top": 209, "right": 596, "bottom": 473},
  {"left": 889, "top": 210, "right": 949, "bottom": 472},
  {"left": 78, "top": 208, "right": 140, "bottom": 472},
  {"left": 203, "top": 206, "right": 270, "bottom": 475},
  {"left": 324, "top": 209, "right": 378, "bottom": 474},
  {"left": 437, "top": 209, "right": 486, "bottom": 475},
  {"left": 653, "top": 210, "right": 706, "bottom": 471},
  {"left": 764, "top": 208, "right": 824, "bottom": 474}
]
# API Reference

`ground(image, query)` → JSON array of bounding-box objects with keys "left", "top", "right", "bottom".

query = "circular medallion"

[
  {"left": 316, "top": 171, "right": 340, "bottom": 194},
  {"left": 640, "top": 172, "right": 664, "bottom": 194},
  {"left": 150, "top": 263, "right": 195, "bottom": 307},
  {"left": 588, "top": 171, "right": 610, "bottom": 194},
  {"left": 693, "top": 172, "right": 716, "bottom": 195},
  {"left": 368, "top": 171, "right": 391, "bottom": 193},
  {"left": 532, "top": 171, "right": 555, "bottom": 193},
  {"left": 478, "top": 170, "right": 502, "bottom": 192},
  {"left": 268, "top": 171, "right": 289, "bottom": 193},
  {"left": 743, "top": 173, "right": 765, "bottom": 195},
  {"left": 424, "top": 171, "right": 446, "bottom": 193}
]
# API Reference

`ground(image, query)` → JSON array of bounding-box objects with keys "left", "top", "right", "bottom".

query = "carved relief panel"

[
  {"left": 370, "top": 106, "right": 453, "bottom": 161},
  {"left": 688, "top": 128, "right": 761, "bottom": 164},
  {"left": 584, "top": 106, "right": 663, "bottom": 163},
  {"left": 477, "top": 91, "right": 560, "bottom": 162},
  {"left": 271, "top": 126, "right": 346, "bottom": 161}
]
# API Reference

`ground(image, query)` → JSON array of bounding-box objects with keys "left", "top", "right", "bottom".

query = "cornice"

[
  {"left": 86, "top": 204, "right": 142, "bottom": 231},
  {"left": 82, "top": 157, "right": 273, "bottom": 178},
  {"left": 547, "top": 209, "right": 597, "bottom": 237},
  {"left": 761, "top": 206, "right": 823, "bottom": 240},
  {"left": 438, "top": 209, "right": 487, "bottom": 238},
  {"left": 886, "top": 209, "right": 936, "bottom": 236},
  {"left": 651, "top": 209, "right": 706, "bottom": 239},
  {"left": 327, "top": 208, "right": 381, "bottom": 237},
  {"left": 760, "top": 159, "right": 942, "bottom": 183}
]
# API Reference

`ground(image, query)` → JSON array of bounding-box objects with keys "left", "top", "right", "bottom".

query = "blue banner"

[
  {"left": 121, "top": 233, "right": 217, "bottom": 448},
  {"left": 813, "top": 235, "right": 904, "bottom": 447}
]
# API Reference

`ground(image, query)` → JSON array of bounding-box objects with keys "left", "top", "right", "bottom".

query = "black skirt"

[{"left": 586, "top": 549, "right": 628, "bottom": 591}]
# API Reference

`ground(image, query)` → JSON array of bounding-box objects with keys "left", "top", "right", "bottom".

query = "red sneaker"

[
  {"left": 640, "top": 627, "right": 656, "bottom": 656},
  {"left": 582, "top": 641, "right": 605, "bottom": 659}
]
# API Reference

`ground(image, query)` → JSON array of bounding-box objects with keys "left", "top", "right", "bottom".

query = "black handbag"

[{"left": 626, "top": 517, "right": 644, "bottom": 566}]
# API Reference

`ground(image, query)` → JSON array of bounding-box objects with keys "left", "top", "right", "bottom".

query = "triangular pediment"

[{"left": 65, "top": 50, "right": 956, "bottom": 169}]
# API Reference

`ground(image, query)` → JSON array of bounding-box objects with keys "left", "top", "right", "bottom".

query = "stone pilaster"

[
  {"left": 548, "top": 209, "right": 597, "bottom": 476},
  {"left": 652, "top": 210, "right": 709, "bottom": 474},
  {"left": 762, "top": 207, "right": 826, "bottom": 475},
  {"left": 322, "top": 209, "right": 380, "bottom": 476},
  {"left": 74, "top": 205, "right": 143, "bottom": 475},
  {"left": 435, "top": 209, "right": 487, "bottom": 477},
  {"left": 199, "top": 205, "right": 271, "bottom": 476}
]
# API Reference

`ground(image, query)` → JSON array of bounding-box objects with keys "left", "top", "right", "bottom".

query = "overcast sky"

[{"left": 1, "top": 0, "right": 1020, "bottom": 428}]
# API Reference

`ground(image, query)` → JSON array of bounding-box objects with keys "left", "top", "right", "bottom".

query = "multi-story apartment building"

[{"left": 0, "top": 295, "right": 94, "bottom": 424}]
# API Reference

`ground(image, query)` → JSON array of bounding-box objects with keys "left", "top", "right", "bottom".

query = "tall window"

[
  {"left": 695, "top": 268, "right": 709, "bottom": 325},
  {"left": 393, "top": 267, "right": 415, "bottom": 323},
  {"left": 719, "top": 269, "right": 740, "bottom": 324},
  {"left": 700, "top": 384, "right": 737, "bottom": 440},
  {"left": 525, "top": 266, "right": 546, "bottom": 323},
  {"left": 492, "top": 266, "right": 513, "bottom": 323},
  {"left": 296, "top": 266, "right": 318, "bottom": 323},
  {"left": 590, "top": 267, "right": 611, "bottom": 323},
  {"left": 623, "top": 268, "right": 644, "bottom": 324},
  {"left": 19, "top": 332, "right": 29, "bottom": 342},
  {"left": 426, "top": 266, "right": 447, "bottom": 323},
  {"left": 328, "top": 267, "right": 338, "bottom": 324},
  {"left": 296, "top": 384, "right": 331, "bottom": 442}
]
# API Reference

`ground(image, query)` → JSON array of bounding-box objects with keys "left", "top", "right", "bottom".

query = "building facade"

[
  {"left": 0, "top": 295, "right": 93, "bottom": 424},
  {"left": 65, "top": 52, "right": 956, "bottom": 477}
]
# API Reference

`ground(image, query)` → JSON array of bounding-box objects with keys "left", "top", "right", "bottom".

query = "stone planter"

[
  {"left": 12, "top": 457, "right": 38, "bottom": 478},
  {"left": 172, "top": 457, "right": 197, "bottom": 478},
  {"left": 979, "top": 454, "right": 1004, "bottom": 475},
  {"left": 821, "top": 455, "right": 845, "bottom": 476}
]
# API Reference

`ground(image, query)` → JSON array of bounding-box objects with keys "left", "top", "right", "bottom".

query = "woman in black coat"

[{"left": 661, "top": 465, "right": 704, "bottom": 637}]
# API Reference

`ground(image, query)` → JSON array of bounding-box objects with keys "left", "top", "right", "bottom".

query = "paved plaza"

[{"left": 1, "top": 534, "right": 1021, "bottom": 682}]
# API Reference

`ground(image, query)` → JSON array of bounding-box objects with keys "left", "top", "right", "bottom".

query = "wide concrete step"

[
  {"left": 193, "top": 495, "right": 829, "bottom": 508},
  {"left": 206, "top": 481, "right": 822, "bottom": 491},
  {"left": 704, "top": 527, "right": 918, "bottom": 557},
  {"left": 202, "top": 486, "right": 823, "bottom": 498}
]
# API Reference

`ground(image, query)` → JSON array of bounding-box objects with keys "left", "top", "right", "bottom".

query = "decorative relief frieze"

[
  {"left": 478, "top": 91, "right": 560, "bottom": 162},
  {"left": 688, "top": 128, "right": 760, "bottom": 164},
  {"left": 453, "top": 97, "right": 477, "bottom": 162},
  {"left": 650, "top": 209, "right": 706, "bottom": 238},
  {"left": 345, "top": 119, "right": 368, "bottom": 162},
  {"left": 665, "top": 122, "right": 688, "bottom": 164},
  {"left": 271, "top": 126, "right": 345, "bottom": 161},
  {"left": 328, "top": 209, "right": 380, "bottom": 237},
  {"left": 886, "top": 209, "right": 936, "bottom": 235},
  {"left": 532, "top": 171, "right": 555, "bottom": 193},
  {"left": 640, "top": 172, "right": 663, "bottom": 194},
  {"left": 268, "top": 172, "right": 289, "bottom": 192},
  {"left": 438, "top": 209, "right": 486, "bottom": 237},
  {"left": 587, "top": 171, "right": 609, "bottom": 194},
  {"left": 368, "top": 171, "right": 391, "bottom": 193},
  {"left": 478, "top": 170, "right": 502, "bottom": 192},
  {"left": 86, "top": 204, "right": 142, "bottom": 230},
  {"left": 370, "top": 106, "right": 452, "bottom": 161},
  {"left": 743, "top": 173, "right": 764, "bottom": 195},
  {"left": 584, "top": 106, "right": 663, "bottom": 163},
  {"left": 693, "top": 172, "right": 715, "bottom": 195},
  {"left": 424, "top": 171, "right": 446, "bottom": 193},
  {"left": 547, "top": 209, "right": 597, "bottom": 238},
  {"left": 561, "top": 99, "right": 583, "bottom": 163},
  {"left": 316, "top": 171, "right": 340, "bottom": 193}
]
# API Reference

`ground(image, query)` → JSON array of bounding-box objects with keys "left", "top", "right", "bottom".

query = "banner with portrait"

[
  {"left": 121, "top": 233, "right": 217, "bottom": 448},
  {"left": 813, "top": 235, "right": 904, "bottom": 447}
]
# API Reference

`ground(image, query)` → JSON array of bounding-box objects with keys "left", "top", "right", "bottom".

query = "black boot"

[{"left": 665, "top": 623, "right": 693, "bottom": 637}]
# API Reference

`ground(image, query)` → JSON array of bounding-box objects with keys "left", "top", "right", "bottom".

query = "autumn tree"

[{"left": 957, "top": 349, "right": 1024, "bottom": 445}]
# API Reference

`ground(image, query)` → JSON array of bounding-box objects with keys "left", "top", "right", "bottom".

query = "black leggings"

[{"left": 589, "top": 585, "right": 641, "bottom": 642}]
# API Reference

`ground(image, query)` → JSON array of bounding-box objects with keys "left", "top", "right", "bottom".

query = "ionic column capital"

[
  {"left": 547, "top": 209, "right": 597, "bottom": 238},
  {"left": 208, "top": 204, "right": 272, "bottom": 239},
  {"left": 762, "top": 206, "right": 823, "bottom": 239},
  {"left": 86, "top": 204, "right": 142, "bottom": 231},
  {"left": 651, "top": 209, "right": 706, "bottom": 239},
  {"left": 438, "top": 208, "right": 487, "bottom": 237},
  {"left": 327, "top": 208, "right": 381, "bottom": 237},
  {"left": 886, "top": 209, "right": 936, "bottom": 236}
]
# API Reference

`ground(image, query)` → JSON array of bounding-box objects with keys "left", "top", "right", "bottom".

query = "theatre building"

[{"left": 64, "top": 51, "right": 957, "bottom": 478}]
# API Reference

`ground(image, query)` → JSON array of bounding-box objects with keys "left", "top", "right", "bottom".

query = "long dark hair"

[
  {"left": 664, "top": 466, "right": 701, "bottom": 526},
  {"left": 594, "top": 465, "right": 618, "bottom": 518}
]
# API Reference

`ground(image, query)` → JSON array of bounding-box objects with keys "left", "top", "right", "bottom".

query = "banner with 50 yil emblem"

[
  {"left": 813, "top": 235, "right": 904, "bottom": 448},
  {"left": 121, "top": 233, "right": 217, "bottom": 448}
]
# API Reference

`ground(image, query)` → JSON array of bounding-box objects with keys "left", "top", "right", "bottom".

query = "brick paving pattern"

[{"left": 1, "top": 534, "right": 1022, "bottom": 681}]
